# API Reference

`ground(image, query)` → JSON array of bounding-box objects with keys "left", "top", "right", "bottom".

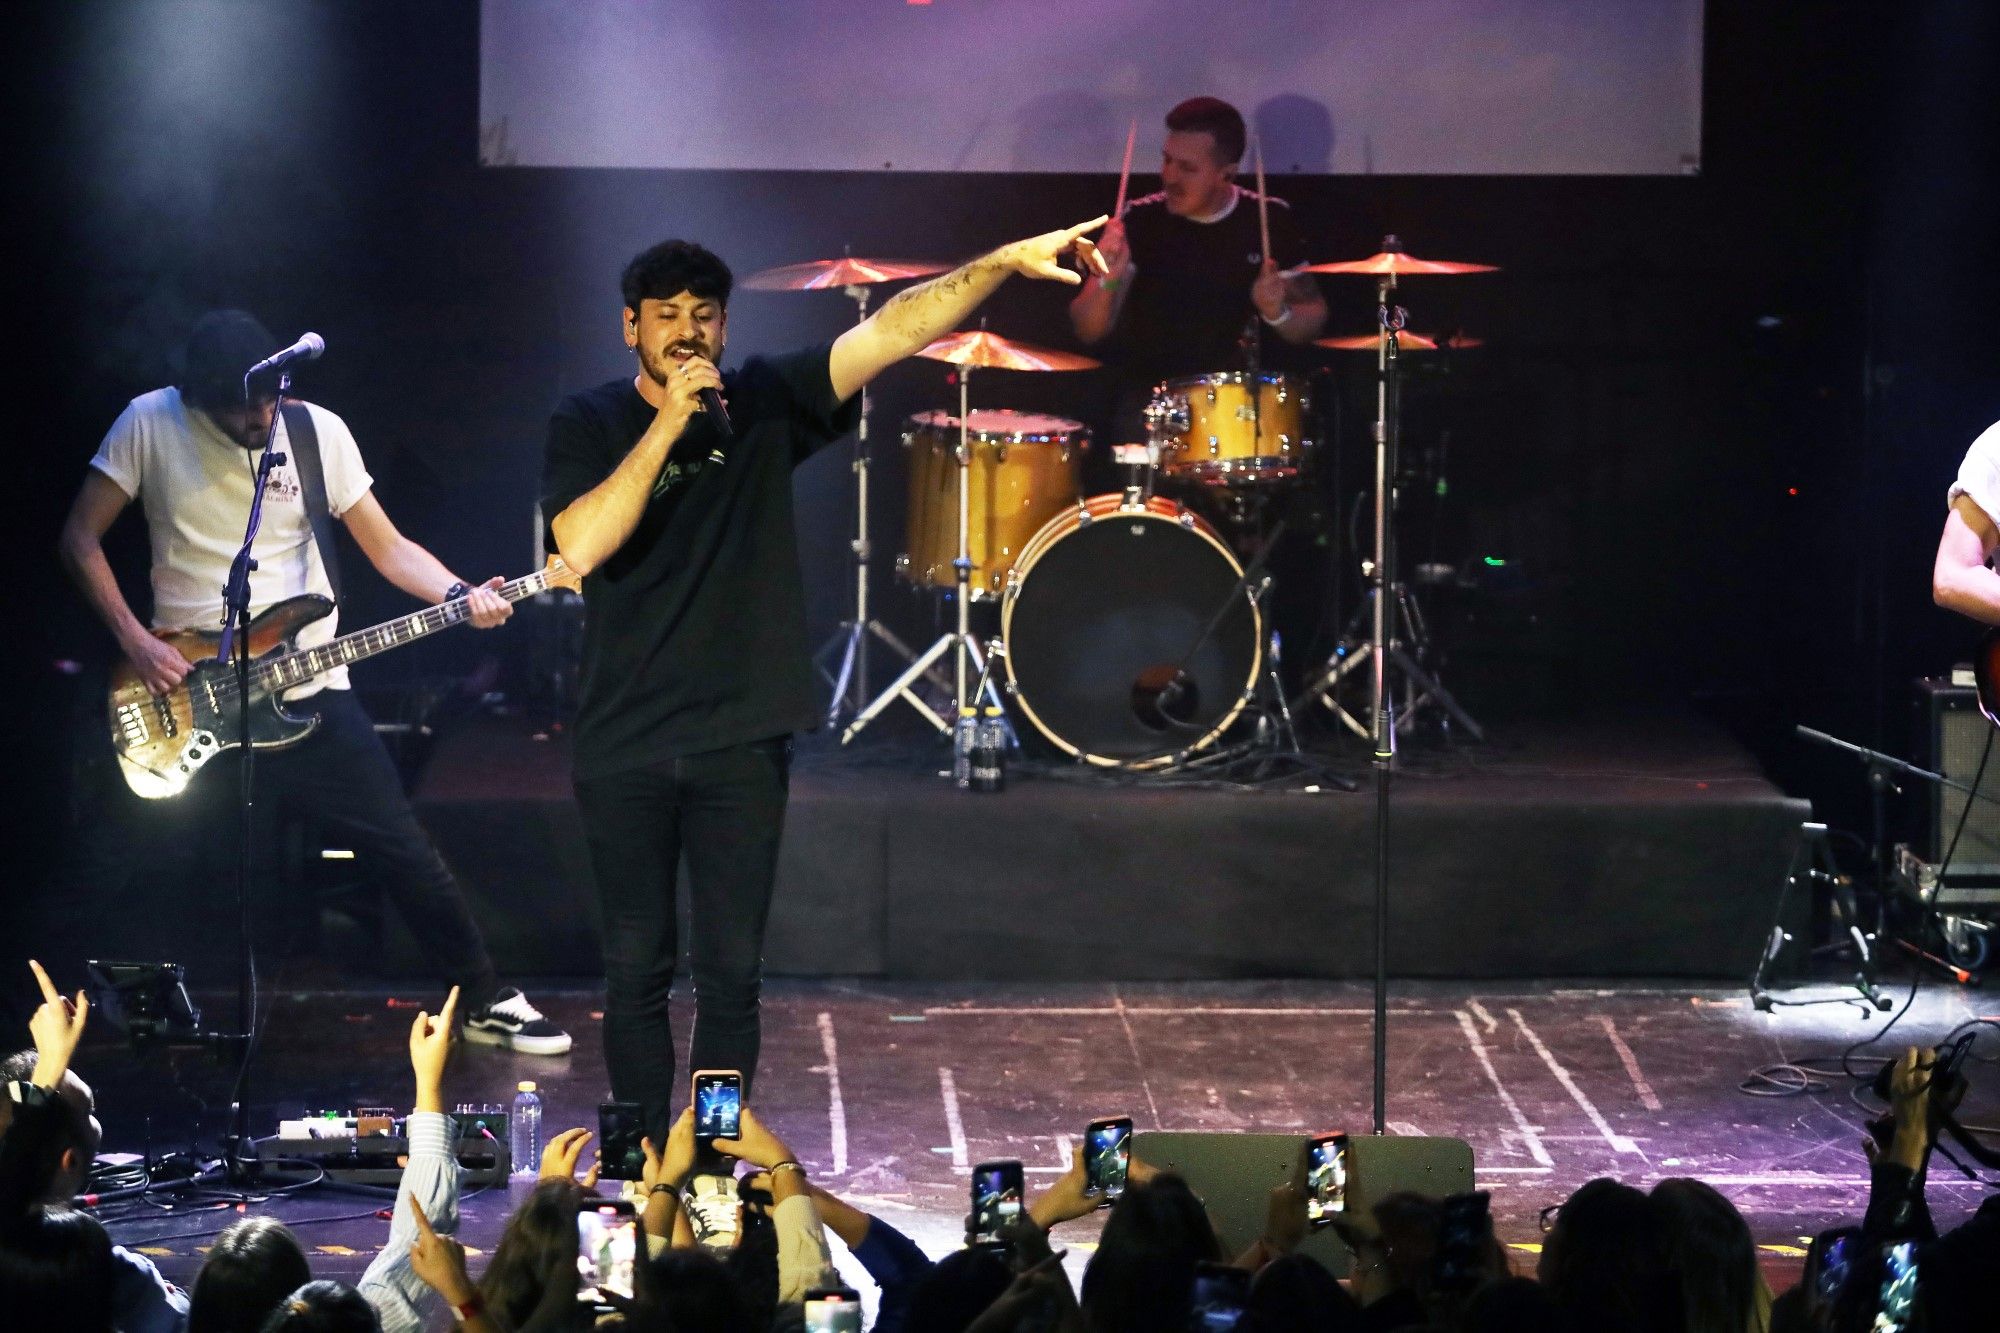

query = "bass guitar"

[{"left": 108, "top": 556, "right": 581, "bottom": 799}]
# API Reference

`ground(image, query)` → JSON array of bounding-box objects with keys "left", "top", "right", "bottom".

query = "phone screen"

[
  {"left": 1806, "top": 1227, "right": 1859, "bottom": 1304},
  {"left": 970, "top": 1161, "right": 1025, "bottom": 1244},
  {"left": 598, "top": 1102, "right": 646, "bottom": 1182},
  {"left": 1432, "top": 1191, "right": 1492, "bottom": 1293},
  {"left": 803, "top": 1288, "right": 863, "bottom": 1333},
  {"left": 1084, "top": 1117, "right": 1133, "bottom": 1200},
  {"left": 576, "top": 1201, "right": 638, "bottom": 1303},
  {"left": 1189, "top": 1262, "right": 1249, "bottom": 1331},
  {"left": 1304, "top": 1133, "right": 1349, "bottom": 1227},
  {"left": 693, "top": 1072, "right": 742, "bottom": 1141},
  {"left": 1875, "top": 1240, "right": 1919, "bottom": 1333}
]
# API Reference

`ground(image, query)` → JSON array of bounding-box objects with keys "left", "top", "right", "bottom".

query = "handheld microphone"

[
  {"left": 245, "top": 332, "right": 326, "bottom": 378},
  {"left": 698, "top": 387, "right": 733, "bottom": 438}
]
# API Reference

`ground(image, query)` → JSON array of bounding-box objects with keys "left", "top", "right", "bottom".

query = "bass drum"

[{"left": 1001, "top": 494, "right": 1263, "bottom": 768}]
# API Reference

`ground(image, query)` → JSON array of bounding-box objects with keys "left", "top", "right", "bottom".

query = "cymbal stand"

[
  {"left": 814, "top": 282, "right": 929, "bottom": 726},
  {"left": 1290, "top": 282, "right": 1485, "bottom": 744},
  {"left": 842, "top": 365, "right": 1004, "bottom": 745}
]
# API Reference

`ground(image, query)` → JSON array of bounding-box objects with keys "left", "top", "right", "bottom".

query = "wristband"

[
  {"left": 649, "top": 1181, "right": 683, "bottom": 1197},
  {"left": 1260, "top": 304, "right": 1294, "bottom": 328},
  {"left": 443, "top": 582, "right": 470, "bottom": 602},
  {"left": 451, "top": 1294, "right": 485, "bottom": 1323},
  {"left": 770, "top": 1159, "right": 806, "bottom": 1177}
]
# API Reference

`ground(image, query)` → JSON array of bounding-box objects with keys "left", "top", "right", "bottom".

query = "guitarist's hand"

[
  {"left": 465, "top": 577, "right": 511, "bottom": 630},
  {"left": 123, "top": 630, "right": 191, "bottom": 695}
]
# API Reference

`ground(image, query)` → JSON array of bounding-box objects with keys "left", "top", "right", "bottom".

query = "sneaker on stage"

[
  {"left": 682, "top": 1171, "right": 742, "bottom": 1250},
  {"left": 462, "top": 987, "right": 573, "bottom": 1055}
]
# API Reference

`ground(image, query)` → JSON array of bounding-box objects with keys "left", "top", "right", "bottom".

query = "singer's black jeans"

[{"left": 574, "top": 736, "right": 791, "bottom": 1145}]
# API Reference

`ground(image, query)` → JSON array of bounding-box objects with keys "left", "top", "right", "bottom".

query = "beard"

[{"left": 638, "top": 337, "right": 716, "bottom": 387}]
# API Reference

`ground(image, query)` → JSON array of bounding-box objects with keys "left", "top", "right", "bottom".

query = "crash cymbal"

[
  {"left": 1301, "top": 235, "right": 1497, "bottom": 277},
  {"left": 1316, "top": 331, "right": 1484, "bottom": 351},
  {"left": 914, "top": 329, "right": 1102, "bottom": 372},
  {"left": 740, "top": 257, "right": 952, "bottom": 291}
]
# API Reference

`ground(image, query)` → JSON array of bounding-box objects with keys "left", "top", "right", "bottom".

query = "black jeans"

[
  {"left": 574, "top": 737, "right": 790, "bottom": 1144},
  {"left": 60, "top": 688, "right": 499, "bottom": 1002},
  {"left": 254, "top": 689, "right": 499, "bottom": 1001}
]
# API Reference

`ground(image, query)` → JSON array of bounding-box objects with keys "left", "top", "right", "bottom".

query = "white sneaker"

[
  {"left": 682, "top": 1171, "right": 742, "bottom": 1250},
  {"left": 461, "top": 987, "right": 573, "bottom": 1055}
]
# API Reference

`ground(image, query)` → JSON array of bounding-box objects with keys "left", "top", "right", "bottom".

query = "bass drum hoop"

[{"left": 1000, "top": 495, "right": 1263, "bottom": 769}]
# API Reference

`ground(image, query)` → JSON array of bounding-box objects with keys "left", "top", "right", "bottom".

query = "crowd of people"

[{"left": 4, "top": 959, "right": 1998, "bottom": 1332}]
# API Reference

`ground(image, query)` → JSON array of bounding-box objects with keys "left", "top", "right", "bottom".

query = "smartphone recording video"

[
  {"left": 969, "top": 1160, "right": 1025, "bottom": 1245},
  {"left": 576, "top": 1200, "right": 638, "bottom": 1304},
  {"left": 1304, "top": 1132, "right": 1349, "bottom": 1228},
  {"left": 692, "top": 1070, "right": 743, "bottom": 1143},
  {"left": 1805, "top": 1226, "right": 1859, "bottom": 1306},
  {"left": 1188, "top": 1261, "right": 1250, "bottom": 1331},
  {"left": 1874, "top": 1240, "right": 1920, "bottom": 1333},
  {"left": 803, "top": 1286, "right": 863, "bottom": 1333},
  {"left": 1084, "top": 1116, "right": 1133, "bottom": 1202},
  {"left": 598, "top": 1101, "right": 646, "bottom": 1182},
  {"left": 1431, "top": 1191, "right": 1493, "bottom": 1294}
]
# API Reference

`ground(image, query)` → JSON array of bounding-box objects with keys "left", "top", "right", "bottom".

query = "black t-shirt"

[
  {"left": 1106, "top": 185, "right": 1312, "bottom": 395},
  {"left": 540, "top": 344, "right": 858, "bottom": 779}
]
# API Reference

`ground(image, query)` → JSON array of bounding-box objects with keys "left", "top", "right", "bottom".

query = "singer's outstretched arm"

[{"left": 827, "top": 216, "right": 1109, "bottom": 403}]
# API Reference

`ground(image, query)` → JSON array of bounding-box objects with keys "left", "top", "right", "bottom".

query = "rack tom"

[
  {"left": 1145, "top": 371, "right": 1313, "bottom": 484},
  {"left": 899, "top": 409, "right": 1086, "bottom": 599}
]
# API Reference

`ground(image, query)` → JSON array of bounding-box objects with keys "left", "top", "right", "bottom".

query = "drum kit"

[{"left": 742, "top": 232, "right": 1499, "bottom": 778}]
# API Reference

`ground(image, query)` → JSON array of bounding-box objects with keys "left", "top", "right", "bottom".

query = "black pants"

[
  {"left": 574, "top": 737, "right": 790, "bottom": 1144},
  {"left": 60, "top": 688, "right": 498, "bottom": 1002}
]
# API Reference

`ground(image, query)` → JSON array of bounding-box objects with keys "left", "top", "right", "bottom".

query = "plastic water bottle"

[
  {"left": 510, "top": 1081, "right": 542, "bottom": 1177},
  {"left": 971, "top": 706, "right": 1006, "bottom": 793},
  {"left": 953, "top": 706, "right": 978, "bottom": 789}
]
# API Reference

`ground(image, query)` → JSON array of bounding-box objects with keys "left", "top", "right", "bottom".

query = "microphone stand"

[{"left": 211, "top": 368, "right": 291, "bottom": 1184}]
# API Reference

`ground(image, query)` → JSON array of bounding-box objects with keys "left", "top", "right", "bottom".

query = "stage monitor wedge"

[{"left": 1132, "top": 1131, "right": 1473, "bottom": 1276}]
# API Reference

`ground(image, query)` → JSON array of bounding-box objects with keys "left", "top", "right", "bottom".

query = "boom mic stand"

[{"left": 209, "top": 369, "right": 290, "bottom": 1184}]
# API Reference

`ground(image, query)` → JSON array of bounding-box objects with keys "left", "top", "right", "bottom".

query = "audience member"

[
  {"left": 1537, "top": 1177, "right": 1682, "bottom": 1333},
  {"left": 1078, "top": 1173, "right": 1223, "bottom": 1333},
  {"left": 188, "top": 1218, "right": 313, "bottom": 1333},
  {"left": 0, "top": 1203, "right": 118, "bottom": 1332},
  {"left": 1651, "top": 1177, "right": 1770, "bottom": 1333},
  {"left": 1242, "top": 1251, "right": 1360, "bottom": 1331},
  {"left": 257, "top": 1281, "right": 381, "bottom": 1333}
]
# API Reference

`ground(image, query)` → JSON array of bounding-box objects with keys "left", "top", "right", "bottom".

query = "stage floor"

[{"left": 85, "top": 976, "right": 1998, "bottom": 1300}]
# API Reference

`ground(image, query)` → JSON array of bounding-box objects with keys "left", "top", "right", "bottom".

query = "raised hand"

[
  {"left": 1029, "top": 1139, "right": 1098, "bottom": 1229},
  {"left": 711, "top": 1105, "right": 794, "bottom": 1171},
  {"left": 1000, "top": 216, "right": 1112, "bottom": 286},
  {"left": 645, "top": 1107, "right": 699, "bottom": 1192},
  {"left": 408, "top": 986, "right": 459, "bottom": 1113},
  {"left": 1251, "top": 258, "right": 1290, "bottom": 321},
  {"left": 406, "top": 1191, "right": 478, "bottom": 1307},
  {"left": 26, "top": 960, "right": 89, "bottom": 1089},
  {"left": 1096, "top": 218, "right": 1132, "bottom": 281},
  {"left": 539, "top": 1126, "right": 601, "bottom": 1187}
]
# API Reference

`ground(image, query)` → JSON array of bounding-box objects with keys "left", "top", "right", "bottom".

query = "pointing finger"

[
  {"left": 1065, "top": 214, "right": 1110, "bottom": 240},
  {"left": 407, "top": 1191, "right": 439, "bottom": 1238},
  {"left": 438, "top": 985, "right": 461, "bottom": 1032},
  {"left": 29, "top": 960, "right": 60, "bottom": 1006}
]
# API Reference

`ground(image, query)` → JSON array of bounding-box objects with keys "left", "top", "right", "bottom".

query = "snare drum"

[
  {"left": 899, "top": 409, "right": 1086, "bottom": 599},
  {"left": 1145, "top": 371, "right": 1313, "bottom": 483}
]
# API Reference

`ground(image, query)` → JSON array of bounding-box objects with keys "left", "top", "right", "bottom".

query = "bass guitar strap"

[{"left": 280, "top": 401, "right": 343, "bottom": 606}]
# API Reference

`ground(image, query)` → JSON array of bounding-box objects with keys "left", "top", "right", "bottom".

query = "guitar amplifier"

[{"left": 1915, "top": 678, "right": 2000, "bottom": 904}]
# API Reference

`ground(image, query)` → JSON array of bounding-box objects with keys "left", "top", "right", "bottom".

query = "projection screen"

[{"left": 479, "top": 0, "right": 1704, "bottom": 176}]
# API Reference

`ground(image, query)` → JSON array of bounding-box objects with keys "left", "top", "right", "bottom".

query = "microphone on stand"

[{"left": 244, "top": 333, "right": 326, "bottom": 378}]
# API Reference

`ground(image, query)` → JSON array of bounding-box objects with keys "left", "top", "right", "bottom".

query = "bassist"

[{"left": 56, "top": 309, "right": 570, "bottom": 1054}]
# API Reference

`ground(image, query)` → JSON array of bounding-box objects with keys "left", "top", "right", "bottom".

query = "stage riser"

[{"left": 415, "top": 776, "right": 1808, "bottom": 981}]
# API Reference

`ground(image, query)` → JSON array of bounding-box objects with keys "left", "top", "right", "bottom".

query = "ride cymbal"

[
  {"left": 914, "top": 329, "right": 1102, "bottom": 372},
  {"left": 740, "top": 257, "right": 952, "bottom": 291},
  {"left": 1315, "top": 331, "right": 1484, "bottom": 351}
]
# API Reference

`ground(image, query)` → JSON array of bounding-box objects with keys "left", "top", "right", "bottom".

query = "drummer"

[{"left": 1069, "top": 96, "right": 1328, "bottom": 439}]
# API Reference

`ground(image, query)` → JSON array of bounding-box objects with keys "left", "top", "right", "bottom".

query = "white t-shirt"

[
  {"left": 1949, "top": 419, "right": 2000, "bottom": 526},
  {"left": 90, "top": 387, "right": 373, "bottom": 696}
]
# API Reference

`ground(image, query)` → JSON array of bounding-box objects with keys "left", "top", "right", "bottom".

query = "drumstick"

[
  {"left": 1253, "top": 133, "right": 1271, "bottom": 264},
  {"left": 1113, "top": 118, "right": 1136, "bottom": 219}
]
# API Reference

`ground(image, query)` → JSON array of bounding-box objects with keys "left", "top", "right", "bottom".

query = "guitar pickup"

[
  {"left": 115, "top": 703, "right": 149, "bottom": 746},
  {"left": 153, "top": 695, "right": 178, "bottom": 737}
]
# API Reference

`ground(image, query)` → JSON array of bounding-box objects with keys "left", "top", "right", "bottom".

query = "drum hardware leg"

[{"left": 813, "top": 284, "right": 923, "bottom": 727}]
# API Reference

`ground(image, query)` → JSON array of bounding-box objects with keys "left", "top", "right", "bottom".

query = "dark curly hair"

[{"left": 621, "top": 240, "right": 733, "bottom": 313}]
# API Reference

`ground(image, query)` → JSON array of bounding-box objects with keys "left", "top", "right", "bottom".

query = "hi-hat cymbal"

[
  {"left": 740, "top": 257, "right": 952, "bottom": 291},
  {"left": 1316, "top": 331, "right": 1484, "bottom": 351},
  {"left": 914, "top": 329, "right": 1102, "bottom": 372}
]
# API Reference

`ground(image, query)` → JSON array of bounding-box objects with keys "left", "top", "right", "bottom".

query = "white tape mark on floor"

[
  {"left": 1593, "top": 1014, "right": 1663, "bottom": 1111},
  {"left": 817, "top": 1012, "right": 849, "bottom": 1176},
  {"left": 1113, "top": 989, "right": 1164, "bottom": 1129},
  {"left": 939, "top": 1067, "right": 969, "bottom": 1169},
  {"left": 1507, "top": 1008, "right": 1642, "bottom": 1155},
  {"left": 1454, "top": 1010, "right": 1553, "bottom": 1167},
  {"left": 1467, "top": 999, "right": 1499, "bottom": 1033}
]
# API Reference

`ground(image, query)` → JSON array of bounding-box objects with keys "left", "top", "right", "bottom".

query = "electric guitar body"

[{"left": 108, "top": 595, "right": 335, "bottom": 800}]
